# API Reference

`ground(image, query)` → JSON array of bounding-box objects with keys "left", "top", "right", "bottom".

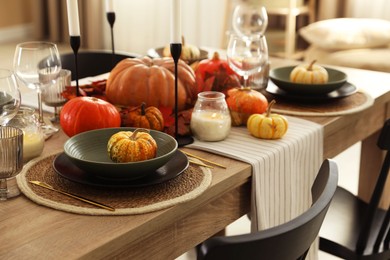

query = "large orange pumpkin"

[
  {"left": 60, "top": 96, "right": 121, "bottom": 137},
  {"left": 106, "top": 56, "right": 196, "bottom": 111},
  {"left": 226, "top": 87, "right": 268, "bottom": 126}
]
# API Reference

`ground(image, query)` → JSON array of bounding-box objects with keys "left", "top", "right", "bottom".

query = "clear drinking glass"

[
  {"left": 227, "top": 33, "right": 268, "bottom": 89},
  {"left": 0, "top": 126, "right": 23, "bottom": 201},
  {"left": 13, "top": 41, "right": 61, "bottom": 134},
  {"left": 0, "top": 69, "right": 21, "bottom": 126},
  {"left": 42, "top": 69, "right": 71, "bottom": 122},
  {"left": 232, "top": 4, "right": 268, "bottom": 39}
]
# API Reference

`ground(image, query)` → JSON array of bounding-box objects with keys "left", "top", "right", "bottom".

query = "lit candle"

[
  {"left": 170, "top": 0, "right": 181, "bottom": 43},
  {"left": 66, "top": 0, "right": 80, "bottom": 36},
  {"left": 105, "top": 0, "right": 114, "bottom": 12},
  {"left": 190, "top": 111, "right": 231, "bottom": 141},
  {"left": 23, "top": 132, "right": 44, "bottom": 163}
]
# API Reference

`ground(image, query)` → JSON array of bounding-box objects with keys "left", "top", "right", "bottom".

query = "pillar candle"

[
  {"left": 105, "top": 0, "right": 114, "bottom": 12},
  {"left": 170, "top": 0, "right": 181, "bottom": 43},
  {"left": 66, "top": 0, "right": 80, "bottom": 36}
]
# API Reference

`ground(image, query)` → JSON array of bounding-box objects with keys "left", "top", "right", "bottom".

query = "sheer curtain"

[
  {"left": 346, "top": 0, "right": 390, "bottom": 20},
  {"left": 101, "top": 0, "right": 228, "bottom": 56},
  {"left": 31, "top": 0, "right": 105, "bottom": 49}
]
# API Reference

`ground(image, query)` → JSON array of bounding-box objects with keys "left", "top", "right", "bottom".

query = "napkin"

[{"left": 187, "top": 116, "right": 323, "bottom": 231}]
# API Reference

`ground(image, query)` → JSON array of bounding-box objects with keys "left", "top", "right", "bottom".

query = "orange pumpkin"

[
  {"left": 107, "top": 129, "right": 157, "bottom": 163},
  {"left": 60, "top": 96, "right": 121, "bottom": 137},
  {"left": 122, "top": 103, "right": 164, "bottom": 131},
  {"left": 226, "top": 87, "right": 268, "bottom": 126},
  {"left": 106, "top": 56, "right": 197, "bottom": 111}
]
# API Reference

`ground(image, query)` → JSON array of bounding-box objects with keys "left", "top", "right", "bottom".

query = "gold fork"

[{"left": 29, "top": 181, "right": 115, "bottom": 212}]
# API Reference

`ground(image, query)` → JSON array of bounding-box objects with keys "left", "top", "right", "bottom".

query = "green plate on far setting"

[{"left": 269, "top": 66, "right": 348, "bottom": 95}]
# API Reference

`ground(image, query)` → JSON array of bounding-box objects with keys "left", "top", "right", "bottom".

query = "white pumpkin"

[{"left": 290, "top": 60, "right": 329, "bottom": 84}]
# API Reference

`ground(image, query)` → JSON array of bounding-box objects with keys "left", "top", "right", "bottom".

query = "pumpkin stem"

[
  {"left": 307, "top": 60, "right": 317, "bottom": 71},
  {"left": 141, "top": 102, "right": 146, "bottom": 115},
  {"left": 266, "top": 100, "right": 276, "bottom": 117},
  {"left": 212, "top": 52, "right": 220, "bottom": 61},
  {"left": 129, "top": 128, "right": 150, "bottom": 141}
]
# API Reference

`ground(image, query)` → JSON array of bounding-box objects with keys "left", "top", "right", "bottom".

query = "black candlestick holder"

[
  {"left": 170, "top": 43, "right": 193, "bottom": 147},
  {"left": 106, "top": 12, "right": 116, "bottom": 68},
  {"left": 70, "top": 36, "right": 80, "bottom": 96}
]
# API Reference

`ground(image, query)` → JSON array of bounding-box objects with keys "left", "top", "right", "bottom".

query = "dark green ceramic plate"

[
  {"left": 269, "top": 66, "right": 348, "bottom": 95},
  {"left": 63, "top": 127, "right": 178, "bottom": 180}
]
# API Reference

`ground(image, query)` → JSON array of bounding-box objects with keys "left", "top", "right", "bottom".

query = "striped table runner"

[{"left": 187, "top": 116, "right": 323, "bottom": 231}]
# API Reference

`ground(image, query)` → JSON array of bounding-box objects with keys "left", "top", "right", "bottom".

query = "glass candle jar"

[
  {"left": 190, "top": 91, "right": 231, "bottom": 141},
  {"left": 7, "top": 107, "right": 44, "bottom": 162}
]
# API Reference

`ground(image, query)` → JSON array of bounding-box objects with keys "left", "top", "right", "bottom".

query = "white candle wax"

[
  {"left": 66, "top": 0, "right": 80, "bottom": 36},
  {"left": 170, "top": 0, "right": 181, "bottom": 43},
  {"left": 23, "top": 132, "right": 44, "bottom": 162},
  {"left": 105, "top": 0, "right": 114, "bottom": 12},
  {"left": 191, "top": 111, "right": 231, "bottom": 141}
]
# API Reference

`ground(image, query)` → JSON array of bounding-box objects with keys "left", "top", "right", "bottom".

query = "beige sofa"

[{"left": 299, "top": 18, "right": 390, "bottom": 73}]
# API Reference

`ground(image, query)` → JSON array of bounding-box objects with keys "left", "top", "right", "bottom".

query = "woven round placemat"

[
  {"left": 16, "top": 151, "right": 212, "bottom": 215},
  {"left": 262, "top": 90, "right": 373, "bottom": 116}
]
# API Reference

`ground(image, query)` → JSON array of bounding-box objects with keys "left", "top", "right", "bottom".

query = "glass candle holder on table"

[
  {"left": 190, "top": 91, "right": 231, "bottom": 142},
  {"left": 7, "top": 106, "right": 44, "bottom": 163}
]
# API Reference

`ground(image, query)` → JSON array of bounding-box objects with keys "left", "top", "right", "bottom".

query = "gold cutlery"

[
  {"left": 188, "top": 159, "right": 214, "bottom": 169},
  {"left": 29, "top": 181, "right": 115, "bottom": 212},
  {"left": 181, "top": 150, "right": 226, "bottom": 169}
]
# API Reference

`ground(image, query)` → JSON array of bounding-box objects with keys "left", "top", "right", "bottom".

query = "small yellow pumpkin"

[
  {"left": 247, "top": 100, "right": 288, "bottom": 139},
  {"left": 290, "top": 60, "right": 328, "bottom": 84},
  {"left": 107, "top": 128, "right": 157, "bottom": 163}
]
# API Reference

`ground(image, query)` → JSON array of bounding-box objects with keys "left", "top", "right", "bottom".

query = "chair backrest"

[
  {"left": 356, "top": 118, "right": 390, "bottom": 254},
  {"left": 197, "top": 159, "right": 338, "bottom": 260},
  {"left": 60, "top": 50, "right": 139, "bottom": 80}
]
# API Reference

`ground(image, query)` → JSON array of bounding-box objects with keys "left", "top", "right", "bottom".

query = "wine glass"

[
  {"left": 226, "top": 33, "right": 268, "bottom": 89},
  {"left": 13, "top": 41, "right": 61, "bottom": 135},
  {"left": 42, "top": 69, "right": 71, "bottom": 123},
  {"left": 0, "top": 69, "right": 21, "bottom": 126},
  {"left": 232, "top": 3, "right": 268, "bottom": 39}
]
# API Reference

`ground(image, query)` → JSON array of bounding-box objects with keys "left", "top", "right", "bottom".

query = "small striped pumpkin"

[
  {"left": 247, "top": 100, "right": 288, "bottom": 139},
  {"left": 107, "top": 129, "right": 157, "bottom": 163}
]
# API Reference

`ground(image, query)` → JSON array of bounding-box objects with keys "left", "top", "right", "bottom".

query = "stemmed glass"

[
  {"left": 0, "top": 69, "right": 22, "bottom": 201},
  {"left": 232, "top": 4, "right": 268, "bottom": 39},
  {"left": 13, "top": 41, "right": 62, "bottom": 134},
  {"left": 0, "top": 69, "right": 21, "bottom": 126},
  {"left": 226, "top": 33, "right": 268, "bottom": 89}
]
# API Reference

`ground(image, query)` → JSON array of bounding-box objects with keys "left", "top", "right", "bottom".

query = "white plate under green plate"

[
  {"left": 269, "top": 66, "right": 348, "bottom": 95},
  {"left": 63, "top": 127, "right": 178, "bottom": 180}
]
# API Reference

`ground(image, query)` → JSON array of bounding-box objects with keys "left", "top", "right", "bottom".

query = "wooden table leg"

[{"left": 359, "top": 130, "right": 390, "bottom": 209}]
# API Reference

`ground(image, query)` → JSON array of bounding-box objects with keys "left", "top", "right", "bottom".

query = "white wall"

[{"left": 102, "top": 0, "right": 228, "bottom": 56}]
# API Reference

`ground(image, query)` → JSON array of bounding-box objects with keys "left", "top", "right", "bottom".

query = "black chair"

[
  {"left": 60, "top": 50, "right": 139, "bottom": 80},
  {"left": 197, "top": 159, "right": 338, "bottom": 260},
  {"left": 320, "top": 118, "right": 390, "bottom": 260}
]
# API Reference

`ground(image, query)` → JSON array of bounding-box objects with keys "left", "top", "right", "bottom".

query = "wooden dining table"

[{"left": 1, "top": 57, "right": 389, "bottom": 260}]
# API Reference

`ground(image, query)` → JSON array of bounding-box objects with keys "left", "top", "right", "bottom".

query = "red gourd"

[{"left": 60, "top": 96, "right": 121, "bottom": 137}]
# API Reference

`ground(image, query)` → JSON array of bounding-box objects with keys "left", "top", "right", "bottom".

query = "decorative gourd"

[
  {"left": 226, "top": 87, "right": 268, "bottom": 126},
  {"left": 107, "top": 128, "right": 157, "bottom": 163},
  {"left": 60, "top": 96, "right": 121, "bottom": 137},
  {"left": 195, "top": 52, "right": 240, "bottom": 93},
  {"left": 290, "top": 60, "right": 329, "bottom": 84},
  {"left": 247, "top": 100, "right": 288, "bottom": 139},
  {"left": 163, "top": 36, "right": 201, "bottom": 62},
  {"left": 122, "top": 103, "right": 164, "bottom": 131},
  {"left": 106, "top": 56, "right": 197, "bottom": 111}
]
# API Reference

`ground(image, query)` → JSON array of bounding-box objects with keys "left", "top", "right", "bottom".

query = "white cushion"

[
  {"left": 299, "top": 18, "right": 390, "bottom": 50},
  {"left": 303, "top": 45, "right": 390, "bottom": 73}
]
